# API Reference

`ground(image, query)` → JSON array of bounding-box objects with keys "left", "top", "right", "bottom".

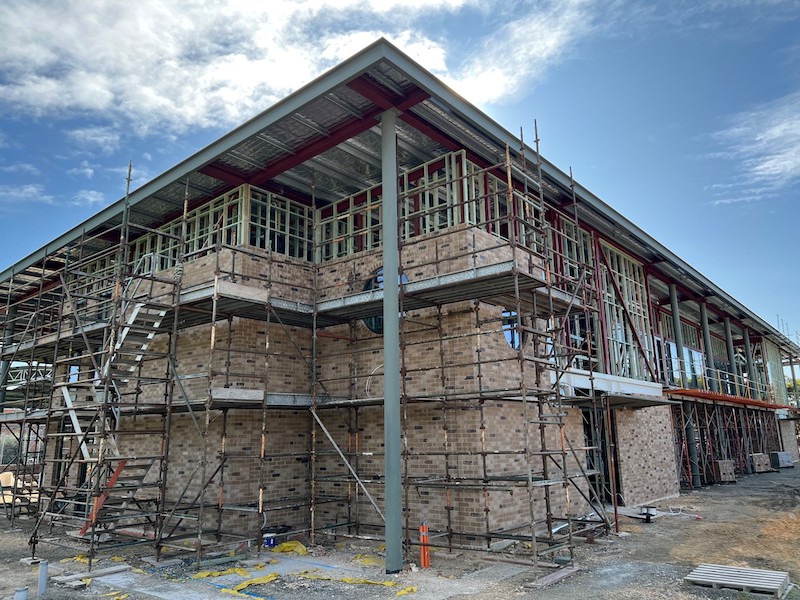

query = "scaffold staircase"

[
  {"left": 31, "top": 241, "right": 179, "bottom": 560},
  {"left": 104, "top": 302, "right": 168, "bottom": 380},
  {"left": 39, "top": 295, "right": 169, "bottom": 538}
]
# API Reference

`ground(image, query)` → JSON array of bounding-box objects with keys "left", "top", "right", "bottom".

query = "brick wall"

[
  {"left": 132, "top": 317, "right": 313, "bottom": 405},
  {"left": 614, "top": 405, "right": 679, "bottom": 505},
  {"left": 117, "top": 408, "right": 312, "bottom": 539},
  {"left": 311, "top": 401, "right": 588, "bottom": 545},
  {"left": 315, "top": 225, "right": 543, "bottom": 303}
]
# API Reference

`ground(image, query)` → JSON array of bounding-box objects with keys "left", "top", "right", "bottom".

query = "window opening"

[
  {"left": 502, "top": 310, "right": 525, "bottom": 349},
  {"left": 362, "top": 268, "right": 408, "bottom": 334}
]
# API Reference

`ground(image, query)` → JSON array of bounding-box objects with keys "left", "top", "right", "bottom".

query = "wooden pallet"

[{"left": 685, "top": 564, "right": 790, "bottom": 597}]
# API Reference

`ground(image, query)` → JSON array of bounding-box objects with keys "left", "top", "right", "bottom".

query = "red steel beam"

[
  {"left": 79, "top": 459, "right": 128, "bottom": 537},
  {"left": 199, "top": 163, "right": 248, "bottom": 186},
  {"left": 248, "top": 106, "right": 383, "bottom": 188}
]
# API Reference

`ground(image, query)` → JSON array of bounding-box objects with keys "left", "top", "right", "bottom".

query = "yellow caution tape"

[
  {"left": 271, "top": 540, "right": 309, "bottom": 555},
  {"left": 396, "top": 587, "right": 418, "bottom": 596},
  {"left": 232, "top": 573, "right": 280, "bottom": 591}
]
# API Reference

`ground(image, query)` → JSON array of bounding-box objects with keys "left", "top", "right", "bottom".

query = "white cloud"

[
  {"left": 66, "top": 126, "right": 120, "bottom": 154},
  {"left": 446, "top": 0, "right": 597, "bottom": 104},
  {"left": 71, "top": 189, "right": 106, "bottom": 207},
  {"left": 0, "top": 184, "right": 54, "bottom": 207},
  {"left": 709, "top": 89, "right": 800, "bottom": 205},
  {"left": 106, "top": 164, "right": 153, "bottom": 192},
  {"left": 0, "top": 1, "right": 476, "bottom": 134},
  {"left": 0, "top": 0, "right": 590, "bottom": 136},
  {"left": 0, "top": 163, "right": 40, "bottom": 176},
  {"left": 67, "top": 160, "right": 96, "bottom": 179}
]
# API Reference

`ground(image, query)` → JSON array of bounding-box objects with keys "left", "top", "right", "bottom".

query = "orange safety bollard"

[{"left": 419, "top": 521, "right": 430, "bottom": 568}]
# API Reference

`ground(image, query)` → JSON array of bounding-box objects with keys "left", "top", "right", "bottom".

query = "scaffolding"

[
  {"left": 308, "top": 137, "right": 609, "bottom": 563},
  {"left": 671, "top": 398, "right": 782, "bottom": 487},
  {"left": 1, "top": 137, "right": 617, "bottom": 567}
]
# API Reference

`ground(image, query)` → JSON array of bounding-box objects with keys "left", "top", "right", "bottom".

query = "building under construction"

[{"left": 1, "top": 40, "right": 798, "bottom": 572}]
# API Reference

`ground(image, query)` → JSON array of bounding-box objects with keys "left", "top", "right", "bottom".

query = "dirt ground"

[{"left": 3, "top": 467, "right": 800, "bottom": 600}]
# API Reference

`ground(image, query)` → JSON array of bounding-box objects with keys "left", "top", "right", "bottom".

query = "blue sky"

[{"left": 1, "top": 1, "right": 799, "bottom": 339}]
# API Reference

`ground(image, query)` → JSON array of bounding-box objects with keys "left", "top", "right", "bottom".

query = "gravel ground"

[{"left": 3, "top": 468, "right": 800, "bottom": 600}]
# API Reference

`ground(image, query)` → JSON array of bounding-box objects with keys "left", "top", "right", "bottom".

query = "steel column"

[
  {"left": 381, "top": 108, "right": 403, "bottom": 574},
  {"left": 670, "top": 285, "right": 700, "bottom": 487},
  {"left": 724, "top": 318, "right": 740, "bottom": 396},
  {"left": 699, "top": 303, "right": 718, "bottom": 393},
  {"left": 743, "top": 332, "right": 757, "bottom": 399},
  {"left": 669, "top": 284, "right": 688, "bottom": 386}
]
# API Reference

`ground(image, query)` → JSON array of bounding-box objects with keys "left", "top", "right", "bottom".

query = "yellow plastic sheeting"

[
  {"left": 191, "top": 567, "right": 250, "bottom": 579},
  {"left": 232, "top": 573, "right": 280, "bottom": 591},
  {"left": 354, "top": 553, "right": 385, "bottom": 567},
  {"left": 61, "top": 555, "right": 90, "bottom": 564},
  {"left": 396, "top": 586, "right": 418, "bottom": 596},
  {"left": 296, "top": 570, "right": 397, "bottom": 587},
  {"left": 270, "top": 540, "right": 309, "bottom": 555}
]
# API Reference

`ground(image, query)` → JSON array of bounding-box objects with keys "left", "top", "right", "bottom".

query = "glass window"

[
  {"left": 362, "top": 268, "right": 408, "bottom": 334},
  {"left": 502, "top": 310, "right": 524, "bottom": 350}
]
